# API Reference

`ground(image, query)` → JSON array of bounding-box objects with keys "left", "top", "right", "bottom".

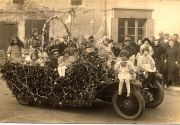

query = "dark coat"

[
  {"left": 159, "top": 40, "right": 169, "bottom": 50},
  {"left": 152, "top": 45, "right": 165, "bottom": 73},
  {"left": 123, "top": 45, "right": 137, "bottom": 57},
  {"left": 28, "top": 35, "right": 42, "bottom": 48},
  {"left": 165, "top": 46, "right": 179, "bottom": 82},
  {"left": 58, "top": 42, "right": 68, "bottom": 55},
  {"left": 45, "top": 58, "right": 58, "bottom": 69}
]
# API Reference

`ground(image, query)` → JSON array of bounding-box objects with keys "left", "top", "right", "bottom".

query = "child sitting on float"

[
  {"left": 140, "top": 38, "right": 154, "bottom": 56},
  {"left": 24, "top": 51, "right": 43, "bottom": 66},
  {"left": 137, "top": 48, "right": 156, "bottom": 73},
  {"left": 114, "top": 50, "right": 135, "bottom": 97},
  {"left": 58, "top": 49, "right": 76, "bottom": 77},
  {"left": 41, "top": 51, "right": 50, "bottom": 66},
  {"left": 137, "top": 48, "right": 156, "bottom": 88}
]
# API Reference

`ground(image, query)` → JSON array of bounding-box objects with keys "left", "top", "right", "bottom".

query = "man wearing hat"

[
  {"left": 159, "top": 33, "right": 169, "bottom": 49},
  {"left": 45, "top": 48, "right": 60, "bottom": 69},
  {"left": 173, "top": 33, "right": 180, "bottom": 47},
  {"left": 122, "top": 39, "right": 137, "bottom": 57},
  {"left": 158, "top": 31, "right": 164, "bottom": 43},
  {"left": 173, "top": 33, "right": 180, "bottom": 83},
  {"left": 82, "top": 36, "right": 97, "bottom": 52},
  {"left": 124, "top": 34, "right": 138, "bottom": 52}
]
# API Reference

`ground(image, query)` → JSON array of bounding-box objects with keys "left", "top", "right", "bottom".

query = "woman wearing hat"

[{"left": 140, "top": 38, "right": 154, "bottom": 56}]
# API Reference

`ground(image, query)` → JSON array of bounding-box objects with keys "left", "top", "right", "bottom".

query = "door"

[{"left": 0, "top": 22, "right": 18, "bottom": 50}]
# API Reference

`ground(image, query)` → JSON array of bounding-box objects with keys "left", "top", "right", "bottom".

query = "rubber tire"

[
  {"left": 112, "top": 89, "right": 145, "bottom": 120},
  {"left": 146, "top": 81, "right": 164, "bottom": 108}
]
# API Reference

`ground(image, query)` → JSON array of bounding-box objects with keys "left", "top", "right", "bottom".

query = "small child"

[
  {"left": 114, "top": 51, "right": 135, "bottom": 97},
  {"left": 137, "top": 48, "right": 156, "bottom": 73},
  {"left": 57, "top": 52, "right": 71, "bottom": 77},
  {"left": 24, "top": 52, "right": 43, "bottom": 66},
  {"left": 58, "top": 56, "right": 67, "bottom": 77},
  {"left": 41, "top": 51, "right": 50, "bottom": 66},
  {"left": 137, "top": 48, "right": 156, "bottom": 88}
]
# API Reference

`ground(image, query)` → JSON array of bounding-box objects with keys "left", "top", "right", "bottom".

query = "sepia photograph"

[{"left": 0, "top": 0, "right": 180, "bottom": 124}]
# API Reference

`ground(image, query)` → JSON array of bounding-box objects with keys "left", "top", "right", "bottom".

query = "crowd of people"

[{"left": 6, "top": 28, "right": 180, "bottom": 90}]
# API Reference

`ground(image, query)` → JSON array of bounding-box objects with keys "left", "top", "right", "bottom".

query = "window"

[{"left": 118, "top": 18, "right": 146, "bottom": 43}]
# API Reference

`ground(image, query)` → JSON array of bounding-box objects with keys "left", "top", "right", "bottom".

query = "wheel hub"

[{"left": 123, "top": 99, "right": 135, "bottom": 110}]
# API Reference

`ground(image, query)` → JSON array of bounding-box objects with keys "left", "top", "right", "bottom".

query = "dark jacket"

[
  {"left": 165, "top": 46, "right": 179, "bottom": 81},
  {"left": 123, "top": 45, "right": 137, "bottom": 57},
  {"left": 152, "top": 45, "right": 165, "bottom": 73},
  {"left": 45, "top": 58, "right": 58, "bottom": 69}
]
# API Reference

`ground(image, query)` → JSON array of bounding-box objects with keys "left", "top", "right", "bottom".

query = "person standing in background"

[
  {"left": 152, "top": 39, "right": 165, "bottom": 74},
  {"left": 124, "top": 34, "right": 137, "bottom": 52},
  {"left": 160, "top": 33, "right": 169, "bottom": 49},
  {"left": 164, "top": 39, "right": 179, "bottom": 88},
  {"left": 123, "top": 39, "right": 137, "bottom": 57},
  {"left": 140, "top": 38, "right": 154, "bottom": 56},
  {"left": 135, "top": 39, "right": 143, "bottom": 65},
  {"left": 159, "top": 33, "right": 170, "bottom": 86},
  {"left": 149, "top": 35, "right": 155, "bottom": 46},
  {"left": 158, "top": 31, "right": 164, "bottom": 43},
  {"left": 173, "top": 33, "right": 180, "bottom": 84},
  {"left": 136, "top": 39, "right": 143, "bottom": 52},
  {"left": 173, "top": 34, "right": 180, "bottom": 47},
  {"left": 7, "top": 36, "right": 24, "bottom": 63},
  {"left": 28, "top": 28, "right": 42, "bottom": 54}
]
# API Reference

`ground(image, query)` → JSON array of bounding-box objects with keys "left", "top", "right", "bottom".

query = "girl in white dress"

[{"left": 115, "top": 55, "right": 135, "bottom": 97}]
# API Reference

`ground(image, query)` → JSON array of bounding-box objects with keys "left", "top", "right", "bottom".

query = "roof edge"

[{"left": 112, "top": 7, "right": 154, "bottom": 12}]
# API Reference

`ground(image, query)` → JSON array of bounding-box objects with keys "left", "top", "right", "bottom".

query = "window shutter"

[{"left": 111, "top": 18, "right": 119, "bottom": 43}]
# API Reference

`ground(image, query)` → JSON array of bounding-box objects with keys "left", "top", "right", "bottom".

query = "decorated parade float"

[{"left": 0, "top": 15, "right": 164, "bottom": 120}]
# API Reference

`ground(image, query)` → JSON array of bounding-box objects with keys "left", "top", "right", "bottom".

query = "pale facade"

[{"left": 0, "top": 0, "right": 180, "bottom": 50}]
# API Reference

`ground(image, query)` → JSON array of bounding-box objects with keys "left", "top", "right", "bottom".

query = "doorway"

[{"left": 0, "top": 22, "right": 18, "bottom": 50}]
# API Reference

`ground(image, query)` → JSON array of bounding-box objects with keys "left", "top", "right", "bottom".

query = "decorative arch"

[{"left": 41, "top": 15, "right": 71, "bottom": 50}]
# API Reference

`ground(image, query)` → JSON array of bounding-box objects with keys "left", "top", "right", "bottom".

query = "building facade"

[
  {"left": 0, "top": 0, "right": 180, "bottom": 50},
  {"left": 111, "top": 8, "right": 154, "bottom": 43}
]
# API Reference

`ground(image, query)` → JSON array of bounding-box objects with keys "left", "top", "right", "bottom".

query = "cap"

[{"left": 50, "top": 48, "right": 60, "bottom": 55}]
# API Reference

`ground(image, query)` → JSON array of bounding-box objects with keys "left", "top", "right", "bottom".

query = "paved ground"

[{"left": 0, "top": 79, "right": 180, "bottom": 124}]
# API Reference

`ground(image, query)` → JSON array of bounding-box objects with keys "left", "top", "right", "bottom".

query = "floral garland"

[{"left": 0, "top": 53, "right": 109, "bottom": 107}]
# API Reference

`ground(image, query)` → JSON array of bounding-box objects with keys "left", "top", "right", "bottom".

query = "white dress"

[{"left": 115, "top": 60, "right": 134, "bottom": 80}]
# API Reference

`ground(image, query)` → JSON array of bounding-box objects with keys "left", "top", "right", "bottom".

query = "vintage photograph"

[{"left": 0, "top": 0, "right": 180, "bottom": 124}]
